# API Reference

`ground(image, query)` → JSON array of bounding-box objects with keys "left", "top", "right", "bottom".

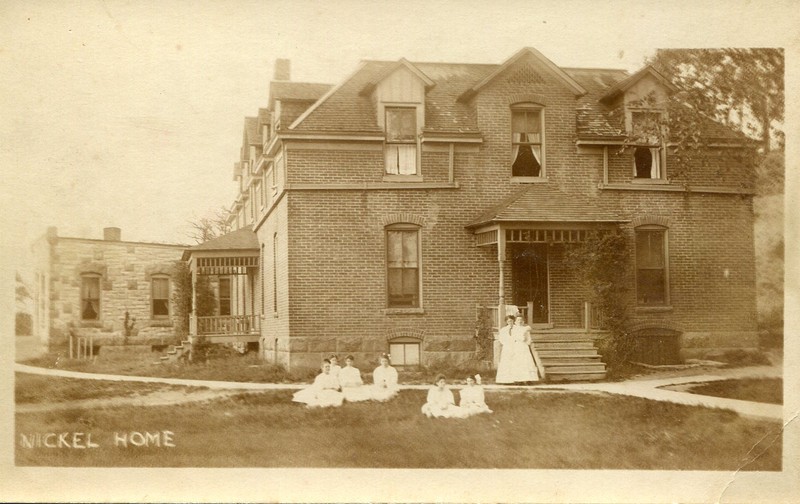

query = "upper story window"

[
  {"left": 635, "top": 225, "right": 669, "bottom": 306},
  {"left": 630, "top": 111, "right": 666, "bottom": 181},
  {"left": 81, "top": 275, "right": 100, "bottom": 320},
  {"left": 384, "top": 107, "right": 418, "bottom": 176},
  {"left": 151, "top": 276, "right": 170, "bottom": 318},
  {"left": 511, "top": 105, "right": 544, "bottom": 178}
]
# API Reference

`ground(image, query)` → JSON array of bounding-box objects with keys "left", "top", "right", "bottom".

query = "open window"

[
  {"left": 511, "top": 105, "right": 544, "bottom": 178},
  {"left": 384, "top": 107, "right": 418, "bottom": 175},
  {"left": 80, "top": 275, "right": 100, "bottom": 321},
  {"left": 630, "top": 111, "right": 666, "bottom": 181}
]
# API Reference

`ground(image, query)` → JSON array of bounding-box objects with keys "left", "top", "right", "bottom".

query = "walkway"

[{"left": 14, "top": 362, "right": 786, "bottom": 421}]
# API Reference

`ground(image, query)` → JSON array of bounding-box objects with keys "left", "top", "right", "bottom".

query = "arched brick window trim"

[
  {"left": 77, "top": 262, "right": 107, "bottom": 278},
  {"left": 381, "top": 213, "right": 426, "bottom": 227},
  {"left": 631, "top": 215, "right": 670, "bottom": 228},
  {"left": 386, "top": 328, "right": 426, "bottom": 342},
  {"left": 508, "top": 94, "right": 547, "bottom": 106},
  {"left": 628, "top": 321, "right": 683, "bottom": 333}
]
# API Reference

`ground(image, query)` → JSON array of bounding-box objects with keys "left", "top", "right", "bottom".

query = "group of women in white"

[
  {"left": 420, "top": 373, "right": 493, "bottom": 418},
  {"left": 495, "top": 314, "right": 539, "bottom": 384},
  {"left": 292, "top": 353, "right": 399, "bottom": 408}
]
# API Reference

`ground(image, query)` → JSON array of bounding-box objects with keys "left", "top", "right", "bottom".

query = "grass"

[
  {"left": 15, "top": 389, "right": 781, "bottom": 470},
  {"left": 15, "top": 373, "right": 203, "bottom": 405},
  {"left": 685, "top": 378, "right": 783, "bottom": 405}
]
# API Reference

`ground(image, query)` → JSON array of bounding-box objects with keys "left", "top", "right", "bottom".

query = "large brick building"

[{"left": 184, "top": 48, "right": 758, "bottom": 378}]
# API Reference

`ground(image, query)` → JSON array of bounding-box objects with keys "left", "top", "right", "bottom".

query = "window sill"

[
  {"left": 511, "top": 176, "right": 547, "bottom": 183},
  {"left": 635, "top": 305, "right": 673, "bottom": 313},
  {"left": 383, "top": 174, "right": 423, "bottom": 182},
  {"left": 631, "top": 178, "right": 669, "bottom": 185},
  {"left": 383, "top": 307, "right": 425, "bottom": 315}
]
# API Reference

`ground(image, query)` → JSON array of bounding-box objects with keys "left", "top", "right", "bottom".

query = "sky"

[{"left": 1, "top": 0, "right": 798, "bottom": 278}]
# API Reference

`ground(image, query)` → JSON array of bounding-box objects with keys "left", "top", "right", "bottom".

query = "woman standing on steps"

[{"left": 495, "top": 315, "right": 539, "bottom": 384}]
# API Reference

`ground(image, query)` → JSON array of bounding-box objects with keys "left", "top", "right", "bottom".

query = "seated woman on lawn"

[
  {"left": 292, "top": 359, "right": 344, "bottom": 408},
  {"left": 328, "top": 354, "right": 342, "bottom": 378},
  {"left": 459, "top": 374, "right": 492, "bottom": 416},
  {"left": 371, "top": 353, "right": 399, "bottom": 402},
  {"left": 421, "top": 374, "right": 467, "bottom": 418},
  {"left": 339, "top": 355, "right": 372, "bottom": 402}
]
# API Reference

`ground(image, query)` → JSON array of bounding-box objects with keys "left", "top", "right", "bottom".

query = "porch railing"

[{"left": 196, "top": 315, "right": 260, "bottom": 336}]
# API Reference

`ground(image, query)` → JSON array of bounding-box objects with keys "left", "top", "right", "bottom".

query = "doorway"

[{"left": 511, "top": 243, "right": 549, "bottom": 324}]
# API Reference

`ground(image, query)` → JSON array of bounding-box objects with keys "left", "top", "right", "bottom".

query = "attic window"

[
  {"left": 630, "top": 111, "right": 666, "bottom": 180},
  {"left": 511, "top": 106, "right": 544, "bottom": 178},
  {"left": 385, "top": 107, "right": 418, "bottom": 175}
]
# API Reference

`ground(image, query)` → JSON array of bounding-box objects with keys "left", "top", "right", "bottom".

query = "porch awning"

[
  {"left": 465, "top": 184, "right": 629, "bottom": 246},
  {"left": 467, "top": 185, "right": 627, "bottom": 229},
  {"left": 182, "top": 226, "right": 259, "bottom": 275}
]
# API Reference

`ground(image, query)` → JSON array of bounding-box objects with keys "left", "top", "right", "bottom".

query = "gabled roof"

[
  {"left": 458, "top": 47, "right": 587, "bottom": 102},
  {"left": 599, "top": 65, "right": 679, "bottom": 103},
  {"left": 466, "top": 185, "right": 628, "bottom": 229},
  {"left": 244, "top": 116, "right": 259, "bottom": 146},
  {"left": 181, "top": 225, "right": 259, "bottom": 261},
  {"left": 359, "top": 58, "right": 435, "bottom": 96},
  {"left": 268, "top": 81, "right": 333, "bottom": 109}
]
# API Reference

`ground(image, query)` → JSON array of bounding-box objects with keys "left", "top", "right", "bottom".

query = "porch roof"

[
  {"left": 181, "top": 225, "right": 259, "bottom": 261},
  {"left": 465, "top": 184, "right": 628, "bottom": 229}
]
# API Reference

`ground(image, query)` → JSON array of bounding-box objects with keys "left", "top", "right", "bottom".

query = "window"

[
  {"left": 511, "top": 106, "right": 544, "bottom": 177},
  {"left": 386, "top": 225, "right": 421, "bottom": 308},
  {"left": 80, "top": 275, "right": 100, "bottom": 320},
  {"left": 636, "top": 227, "right": 668, "bottom": 305},
  {"left": 272, "top": 233, "right": 278, "bottom": 314},
  {"left": 219, "top": 277, "right": 231, "bottom": 316},
  {"left": 389, "top": 340, "right": 421, "bottom": 366},
  {"left": 151, "top": 277, "right": 170, "bottom": 318},
  {"left": 384, "top": 107, "right": 417, "bottom": 175},
  {"left": 631, "top": 111, "right": 665, "bottom": 180}
]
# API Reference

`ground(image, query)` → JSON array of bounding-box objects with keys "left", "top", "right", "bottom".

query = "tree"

[
  {"left": 647, "top": 48, "right": 784, "bottom": 153},
  {"left": 186, "top": 206, "right": 232, "bottom": 244}
]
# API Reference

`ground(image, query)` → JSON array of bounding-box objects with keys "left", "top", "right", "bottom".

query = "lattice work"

[
  {"left": 505, "top": 229, "right": 588, "bottom": 243},
  {"left": 197, "top": 256, "right": 258, "bottom": 275},
  {"left": 475, "top": 230, "right": 498, "bottom": 246}
]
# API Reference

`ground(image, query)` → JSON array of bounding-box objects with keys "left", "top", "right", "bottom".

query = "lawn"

[
  {"left": 15, "top": 373, "right": 203, "bottom": 405},
  {"left": 15, "top": 388, "right": 782, "bottom": 470},
  {"left": 684, "top": 378, "right": 783, "bottom": 405}
]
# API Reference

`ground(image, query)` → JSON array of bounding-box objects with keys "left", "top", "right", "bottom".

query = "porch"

[{"left": 182, "top": 226, "right": 262, "bottom": 345}]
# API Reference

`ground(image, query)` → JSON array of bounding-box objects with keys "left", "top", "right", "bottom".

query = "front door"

[{"left": 511, "top": 243, "right": 549, "bottom": 324}]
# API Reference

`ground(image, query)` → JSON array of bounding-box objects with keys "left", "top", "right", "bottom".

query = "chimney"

[
  {"left": 274, "top": 59, "right": 291, "bottom": 81},
  {"left": 103, "top": 227, "right": 121, "bottom": 241}
]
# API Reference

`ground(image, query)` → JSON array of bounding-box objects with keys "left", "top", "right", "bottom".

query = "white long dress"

[
  {"left": 339, "top": 365, "right": 372, "bottom": 402},
  {"left": 495, "top": 323, "right": 539, "bottom": 383},
  {"left": 421, "top": 387, "right": 467, "bottom": 418},
  {"left": 292, "top": 372, "right": 344, "bottom": 408},
  {"left": 459, "top": 385, "right": 493, "bottom": 415},
  {"left": 371, "top": 365, "right": 399, "bottom": 401}
]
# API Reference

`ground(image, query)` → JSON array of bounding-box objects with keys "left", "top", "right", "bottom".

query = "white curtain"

[
  {"left": 650, "top": 148, "right": 661, "bottom": 179},
  {"left": 385, "top": 144, "right": 417, "bottom": 175}
]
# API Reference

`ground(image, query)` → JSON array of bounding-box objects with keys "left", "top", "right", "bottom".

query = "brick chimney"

[
  {"left": 103, "top": 227, "right": 121, "bottom": 241},
  {"left": 274, "top": 59, "right": 291, "bottom": 81}
]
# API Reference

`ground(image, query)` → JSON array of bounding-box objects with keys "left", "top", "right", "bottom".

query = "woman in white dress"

[
  {"left": 495, "top": 316, "right": 539, "bottom": 384},
  {"left": 421, "top": 374, "right": 467, "bottom": 418},
  {"left": 459, "top": 374, "right": 493, "bottom": 415},
  {"left": 328, "top": 354, "right": 342, "bottom": 378},
  {"left": 339, "top": 355, "right": 372, "bottom": 402},
  {"left": 292, "top": 359, "right": 344, "bottom": 408},
  {"left": 371, "top": 353, "right": 399, "bottom": 401}
]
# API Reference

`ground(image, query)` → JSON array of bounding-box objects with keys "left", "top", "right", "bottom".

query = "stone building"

[
  {"left": 31, "top": 226, "right": 187, "bottom": 353},
  {"left": 185, "top": 48, "right": 758, "bottom": 378}
]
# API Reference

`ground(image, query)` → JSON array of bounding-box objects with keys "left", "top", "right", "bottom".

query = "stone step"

[
  {"left": 533, "top": 341, "right": 596, "bottom": 350},
  {"left": 536, "top": 349, "right": 600, "bottom": 358},
  {"left": 539, "top": 357, "right": 603, "bottom": 366},
  {"left": 543, "top": 363, "right": 606, "bottom": 373},
  {"left": 545, "top": 370, "right": 607, "bottom": 382}
]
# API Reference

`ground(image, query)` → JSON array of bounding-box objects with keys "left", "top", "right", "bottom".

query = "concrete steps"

[
  {"left": 532, "top": 333, "right": 607, "bottom": 382},
  {"left": 158, "top": 340, "right": 192, "bottom": 364}
]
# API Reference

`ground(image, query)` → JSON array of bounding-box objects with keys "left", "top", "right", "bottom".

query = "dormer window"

[
  {"left": 511, "top": 105, "right": 544, "bottom": 178},
  {"left": 385, "top": 107, "right": 418, "bottom": 175},
  {"left": 630, "top": 111, "right": 666, "bottom": 181}
]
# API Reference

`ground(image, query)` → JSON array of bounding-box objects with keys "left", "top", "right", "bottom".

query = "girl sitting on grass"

[
  {"left": 459, "top": 374, "right": 492, "bottom": 416},
  {"left": 328, "top": 354, "right": 342, "bottom": 378},
  {"left": 371, "top": 353, "right": 399, "bottom": 402},
  {"left": 339, "top": 355, "right": 372, "bottom": 402},
  {"left": 421, "top": 374, "right": 467, "bottom": 418},
  {"left": 292, "top": 359, "right": 344, "bottom": 408}
]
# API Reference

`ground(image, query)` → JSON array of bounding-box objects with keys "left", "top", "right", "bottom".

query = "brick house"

[
  {"left": 31, "top": 226, "right": 187, "bottom": 354},
  {"left": 185, "top": 48, "right": 758, "bottom": 378}
]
